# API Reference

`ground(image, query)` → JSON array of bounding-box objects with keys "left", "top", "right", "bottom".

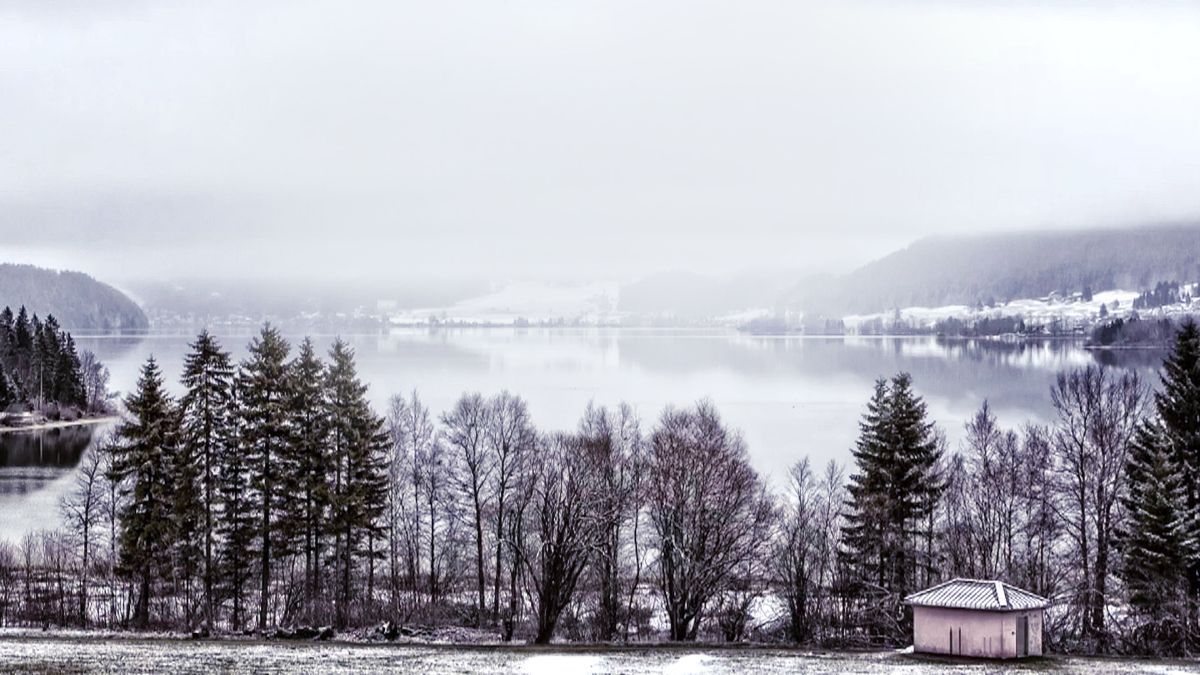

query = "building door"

[{"left": 1016, "top": 616, "right": 1029, "bottom": 657}]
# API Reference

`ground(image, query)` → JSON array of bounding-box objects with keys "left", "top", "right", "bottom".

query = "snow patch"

[
  {"left": 520, "top": 653, "right": 603, "bottom": 674},
  {"left": 663, "top": 653, "right": 715, "bottom": 673}
]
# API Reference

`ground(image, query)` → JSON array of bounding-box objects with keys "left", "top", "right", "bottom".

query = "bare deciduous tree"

[
  {"left": 58, "top": 441, "right": 108, "bottom": 626},
  {"left": 1050, "top": 365, "right": 1148, "bottom": 648},
  {"left": 513, "top": 433, "right": 602, "bottom": 644},
  {"left": 646, "top": 401, "right": 775, "bottom": 641},
  {"left": 441, "top": 392, "right": 493, "bottom": 625}
]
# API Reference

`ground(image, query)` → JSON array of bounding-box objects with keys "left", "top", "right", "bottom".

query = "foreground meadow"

[{"left": 0, "top": 635, "right": 1197, "bottom": 674}]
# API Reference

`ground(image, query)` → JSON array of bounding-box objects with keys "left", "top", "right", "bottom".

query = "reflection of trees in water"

[
  {"left": 0, "top": 426, "right": 95, "bottom": 468},
  {"left": 0, "top": 426, "right": 98, "bottom": 497},
  {"left": 617, "top": 335, "right": 1166, "bottom": 422},
  {"left": 1088, "top": 347, "right": 1169, "bottom": 371}
]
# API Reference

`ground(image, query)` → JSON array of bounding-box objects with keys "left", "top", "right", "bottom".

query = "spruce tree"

[
  {"left": 110, "top": 356, "right": 178, "bottom": 628},
  {"left": 842, "top": 379, "right": 890, "bottom": 590},
  {"left": 842, "top": 373, "right": 943, "bottom": 643},
  {"left": 218, "top": 378, "right": 256, "bottom": 631},
  {"left": 0, "top": 370, "right": 13, "bottom": 411},
  {"left": 238, "top": 324, "right": 292, "bottom": 629},
  {"left": 281, "top": 338, "right": 330, "bottom": 622},
  {"left": 179, "top": 330, "right": 235, "bottom": 628},
  {"left": 0, "top": 306, "right": 13, "bottom": 374},
  {"left": 1134, "top": 318, "right": 1200, "bottom": 640},
  {"left": 12, "top": 307, "right": 31, "bottom": 398},
  {"left": 54, "top": 333, "right": 86, "bottom": 408},
  {"left": 886, "top": 372, "right": 943, "bottom": 596},
  {"left": 1122, "top": 421, "right": 1191, "bottom": 630},
  {"left": 325, "top": 338, "right": 389, "bottom": 628}
]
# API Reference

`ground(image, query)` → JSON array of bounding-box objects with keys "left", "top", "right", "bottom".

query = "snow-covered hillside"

[{"left": 843, "top": 286, "right": 1198, "bottom": 334}]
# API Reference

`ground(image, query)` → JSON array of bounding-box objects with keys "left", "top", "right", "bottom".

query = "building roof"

[{"left": 904, "top": 578, "right": 1050, "bottom": 611}]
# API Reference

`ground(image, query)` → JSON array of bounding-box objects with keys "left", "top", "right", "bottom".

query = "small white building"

[{"left": 904, "top": 578, "right": 1050, "bottom": 659}]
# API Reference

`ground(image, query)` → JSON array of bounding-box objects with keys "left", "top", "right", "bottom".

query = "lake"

[{"left": 0, "top": 329, "right": 1163, "bottom": 543}]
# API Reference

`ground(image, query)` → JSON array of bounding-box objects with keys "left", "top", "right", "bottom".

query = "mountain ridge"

[
  {"left": 0, "top": 263, "right": 148, "bottom": 331},
  {"left": 788, "top": 222, "right": 1200, "bottom": 316}
]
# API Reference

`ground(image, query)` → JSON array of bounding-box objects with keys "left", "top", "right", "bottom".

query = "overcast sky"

[{"left": 3, "top": 1, "right": 1199, "bottom": 287}]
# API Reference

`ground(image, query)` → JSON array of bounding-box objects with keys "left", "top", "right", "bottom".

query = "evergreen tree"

[
  {"left": 325, "top": 338, "right": 389, "bottom": 628},
  {"left": 238, "top": 324, "right": 292, "bottom": 629},
  {"left": 1122, "top": 421, "right": 1191, "bottom": 636},
  {"left": 280, "top": 338, "right": 330, "bottom": 622},
  {"left": 179, "top": 330, "right": 235, "bottom": 628},
  {"left": 1135, "top": 318, "right": 1200, "bottom": 642},
  {"left": 110, "top": 357, "right": 178, "bottom": 628},
  {"left": 0, "top": 370, "right": 13, "bottom": 411},
  {"left": 169, "top": 400, "right": 205, "bottom": 628},
  {"left": 0, "top": 306, "right": 13, "bottom": 374},
  {"left": 54, "top": 333, "right": 85, "bottom": 407},
  {"left": 842, "top": 373, "right": 943, "bottom": 643},
  {"left": 842, "top": 379, "right": 890, "bottom": 590},
  {"left": 12, "top": 306, "right": 31, "bottom": 398},
  {"left": 218, "top": 378, "right": 256, "bottom": 630}
]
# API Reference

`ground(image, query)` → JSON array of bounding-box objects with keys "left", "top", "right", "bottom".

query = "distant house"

[{"left": 904, "top": 578, "right": 1050, "bottom": 659}]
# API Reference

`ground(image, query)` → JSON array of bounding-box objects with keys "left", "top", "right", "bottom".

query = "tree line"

[
  {"left": 0, "top": 305, "right": 109, "bottom": 414},
  {"left": 0, "top": 322, "right": 1198, "bottom": 654}
]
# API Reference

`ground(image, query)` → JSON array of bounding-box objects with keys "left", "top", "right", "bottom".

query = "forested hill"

[
  {"left": 0, "top": 264, "right": 148, "bottom": 331},
  {"left": 790, "top": 223, "right": 1200, "bottom": 316}
]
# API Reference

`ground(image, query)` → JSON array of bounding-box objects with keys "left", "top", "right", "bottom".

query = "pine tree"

[
  {"left": 886, "top": 372, "right": 944, "bottom": 596},
  {"left": 842, "top": 373, "right": 943, "bottom": 643},
  {"left": 110, "top": 356, "right": 178, "bottom": 628},
  {"left": 1122, "top": 421, "right": 1191, "bottom": 630},
  {"left": 238, "top": 324, "right": 292, "bottom": 629},
  {"left": 1137, "top": 318, "right": 1200, "bottom": 641},
  {"left": 0, "top": 306, "right": 14, "bottom": 375},
  {"left": 0, "top": 370, "right": 13, "bottom": 411},
  {"left": 280, "top": 338, "right": 330, "bottom": 622},
  {"left": 54, "top": 333, "right": 86, "bottom": 408},
  {"left": 179, "top": 330, "right": 235, "bottom": 628},
  {"left": 11, "top": 306, "right": 31, "bottom": 399},
  {"left": 325, "top": 338, "right": 389, "bottom": 628},
  {"left": 842, "top": 379, "right": 890, "bottom": 590},
  {"left": 218, "top": 377, "right": 256, "bottom": 631}
]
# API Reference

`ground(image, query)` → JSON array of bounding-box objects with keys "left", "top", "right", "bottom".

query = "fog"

[{"left": 3, "top": 0, "right": 1200, "bottom": 288}]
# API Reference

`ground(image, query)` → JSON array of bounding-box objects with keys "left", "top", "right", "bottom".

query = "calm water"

[{"left": 0, "top": 329, "right": 1162, "bottom": 542}]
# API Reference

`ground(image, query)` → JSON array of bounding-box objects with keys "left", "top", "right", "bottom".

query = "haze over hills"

[
  {"left": 0, "top": 264, "right": 148, "bottom": 331},
  {"left": 788, "top": 223, "right": 1200, "bottom": 317}
]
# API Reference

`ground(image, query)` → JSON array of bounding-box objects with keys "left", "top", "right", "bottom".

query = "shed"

[{"left": 904, "top": 578, "right": 1049, "bottom": 658}]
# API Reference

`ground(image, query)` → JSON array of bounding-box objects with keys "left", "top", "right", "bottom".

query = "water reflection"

[{"left": 0, "top": 424, "right": 106, "bottom": 541}]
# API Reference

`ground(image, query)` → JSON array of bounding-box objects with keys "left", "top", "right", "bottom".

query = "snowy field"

[{"left": 0, "top": 637, "right": 1197, "bottom": 674}]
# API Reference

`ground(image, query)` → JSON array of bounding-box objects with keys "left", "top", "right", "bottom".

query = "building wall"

[{"left": 912, "top": 606, "right": 1043, "bottom": 658}]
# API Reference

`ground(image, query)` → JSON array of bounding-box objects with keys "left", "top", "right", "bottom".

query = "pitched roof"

[{"left": 904, "top": 578, "right": 1050, "bottom": 611}]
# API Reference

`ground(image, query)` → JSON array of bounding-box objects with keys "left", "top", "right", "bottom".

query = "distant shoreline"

[{"left": 0, "top": 416, "right": 118, "bottom": 435}]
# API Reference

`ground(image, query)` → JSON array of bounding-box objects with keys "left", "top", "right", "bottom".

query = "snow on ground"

[
  {"left": 842, "top": 289, "right": 1167, "bottom": 333},
  {"left": 0, "top": 636, "right": 1197, "bottom": 674}
]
